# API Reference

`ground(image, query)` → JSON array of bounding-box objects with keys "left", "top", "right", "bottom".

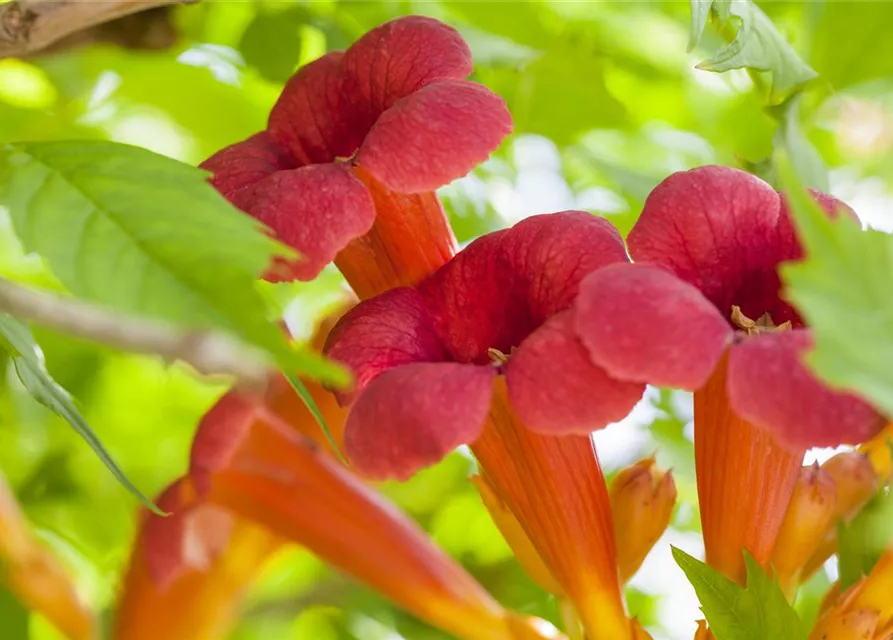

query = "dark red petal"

[
  {"left": 344, "top": 363, "right": 495, "bottom": 480},
  {"left": 627, "top": 165, "right": 784, "bottom": 319},
  {"left": 200, "top": 132, "right": 293, "bottom": 207},
  {"left": 503, "top": 211, "right": 629, "bottom": 321},
  {"left": 342, "top": 16, "right": 472, "bottom": 116},
  {"left": 142, "top": 481, "right": 190, "bottom": 588},
  {"left": 727, "top": 330, "right": 885, "bottom": 449},
  {"left": 505, "top": 311, "right": 645, "bottom": 434},
  {"left": 324, "top": 288, "right": 447, "bottom": 404},
  {"left": 242, "top": 163, "right": 375, "bottom": 282},
  {"left": 189, "top": 392, "right": 260, "bottom": 496},
  {"left": 357, "top": 79, "right": 512, "bottom": 193},
  {"left": 267, "top": 52, "right": 365, "bottom": 165},
  {"left": 574, "top": 263, "right": 732, "bottom": 389}
]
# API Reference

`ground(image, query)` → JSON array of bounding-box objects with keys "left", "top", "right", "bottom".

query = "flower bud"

[
  {"left": 771, "top": 464, "right": 837, "bottom": 596},
  {"left": 823, "top": 451, "right": 878, "bottom": 522},
  {"left": 810, "top": 609, "right": 880, "bottom": 640},
  {"left": 859, "top": 423, "right": 893, "bottom": 484},
  {"left": 631, "top": 619, "right": 654, "bottom": 639},
  {"left": 471, "top": 474, "right": 564, "bottom": 597},
  {"left": 694, "top": 620, "right": 713, "bottom": 640},
  {"left": 610, "top": 457, "right": 677, "bottom": 582}
]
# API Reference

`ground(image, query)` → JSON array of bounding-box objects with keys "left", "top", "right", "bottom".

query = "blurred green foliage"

[{"left": 1, "top": 1, "right": 891, "bottom": 639}]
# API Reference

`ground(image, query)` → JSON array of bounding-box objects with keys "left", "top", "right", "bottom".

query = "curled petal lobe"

[
  {"left": 342, "top": 16, "right": 473, "bottom": 115},
  {"left": 200, "top": 132, "right": 293, "bottom": 206},
  {"left": 190, "top": 393, "right": 259, "bottom": 496},
  {"left": 142, "top": 481, "right": 192, "bottom": 588},
  {"left": 242, "top": 163, "right": 375, "bottom": 281},
  {"left": 325, "top": 288, "right": 447, "bottom": 403},
  {"left": 505, "top": 211, "right": 629, "bottom": 321},
  {"left": 358, "top": 79, "right": 512, "bottom": 193},
  {"left": 727, "top": 330, "right": 885, "bottom": 448},
  {"left": 506, "top": 311, "right": 645, "bottom": 434},
  {"left": 267, "top": 52, "right": 362, "bottom": 164},
  {"left": 345, "top": 362, "right": 495, "bottom": 479},
  {"left": 574, "top": 263, "right": 732, "bottom": 389},
  {"left": 627, "top": 165, "right": 784, "bottom": 318}
]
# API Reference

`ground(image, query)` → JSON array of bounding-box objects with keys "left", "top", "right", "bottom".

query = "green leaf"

[
  {"left": 688, "top": 0, "right": 732, "bottom": 51},
  {"left": 0, "top": 314, "right": 162, "bottom": 514},
  {"left": 697, "top": 1, "right": 818, "bottom": 102},
  {"left": 0, "top": 140, "right": 347, "bottom": 386},
  {"left": 239, "top": 10, "right": 305, "bottom": 83},
  {"left": 0, "top": 585, "right": 29, "bottom": 640},
  {"left": 283, "top": 372, "right": 347, "bottom": 466},
  {"left": 838, "top": 486, "right": 893, "bottom": 590},
  {"left": 672, "top": 547, "right": 807, "bottom": 640},
  {"left": 778, "top": 156, "right": 893, "bottom": 416},
  {"left": 770, "top": 95, "right": 829, "bottom": 192}
]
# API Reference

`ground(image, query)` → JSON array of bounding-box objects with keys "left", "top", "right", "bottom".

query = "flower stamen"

[
  {"left": 730, "top": 306, "right": 792, "bottom": 335},
  {"left": 488, "top": 347, "right": 510, "bottom": 366}
]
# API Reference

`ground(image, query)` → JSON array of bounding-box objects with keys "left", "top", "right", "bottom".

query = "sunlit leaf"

[
  {"left": 0, "top": 141, "right": 347, "bottom": 385},
  {"left": 770, "top": 95, "right": 828, "bottom": 192},
  {"left": 672, "top": 547, "right": 807, "bottom": 640},
  {"left": 0, "top": 314, "right": 161, "bottom": 513},
  {"left": 688, "top": 0, "right": 731, "bottom": 51},
  {"left": 779, "top": 157, "right": 893, "bottom": 416},
  {"left": 696, "top": 0, "right": 817, "bottom": 102}
]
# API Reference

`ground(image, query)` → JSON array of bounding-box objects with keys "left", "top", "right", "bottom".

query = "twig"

[
  {"left": 0, "top": 0, "right": 190, "bottom": 58},
  {"left": 0, "top": 277, "right": 271, "bottom": 390}
]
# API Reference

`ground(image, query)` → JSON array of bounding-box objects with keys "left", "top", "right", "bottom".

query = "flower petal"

[
  {"left": 267, "top": 52, "right": 364, "bottom": 165},
  {"left": 142, "top": 480, "right": 193, "bottom": 588},
  {"left": 506, "top": 311, "right": 644, "bottom": 434},
  {"left": 728, "top": 330, "right": 885, "bottom": 448},
  {"left": 200, "top": 132, "right": 293, "bottom": 207},
  {"left": 344, "top": 362, "right": 495, "bottom": 479},
  {"left": 626, "top": 165, "right": 785, "bottom": 320},
  {"left": 189, "top": 393, "right": 259, "bottom": 497},
  {"left": 357, "top": 79, "right": 512, "bottom": 192},
  {"left": 342, "top": 16, "right": 473, "bottom": 116},
  {"left": 241, "top": 163, "right": 375, "bottom": 281},
  {"left": 504, "top": 211, "right": 629, "bottom": 321},
  {"left": 325, "top": 288, "right": 447, "bottom": 403},
  {"left": 574, "top": 263, "right": 732, "bottom": 389}
]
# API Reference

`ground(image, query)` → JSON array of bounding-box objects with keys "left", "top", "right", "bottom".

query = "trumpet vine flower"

[
  {"left": 202, "top": 16, "right": 511, "bottom": 297},
  {"left": 570, "top": 166, "right": 885, "bottom": 583},
  {"left": 326, "top": 211, "right": 656, "bottom": 638},
  {"left": 125, "top": 385, "right": 558, "bottom": 640}
]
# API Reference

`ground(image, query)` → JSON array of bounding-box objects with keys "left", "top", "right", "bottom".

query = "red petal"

[
  {"left": 189, "top": 392, "right": 259, "bottom": 496},
  {"left": 357, "top": 79, "right": 512, "bottom": 193},
  {"left": 626, "top": 166, "right": 786, "bottom": 321},
  {"left": 342, "top": 16, "right": 472, "bottom": 116},
  {"left": 324, "top": 288, "right": 447, "bottom": 404},
  {"left": 142, "top": 481, "right": 190, "bottom": 588},
  {"left": 506, "top": 311, "right": 644, "bottom": 434},
  {"left": 267, "top": 52, "right": 364, "bottom": 165},
  {"left": 344, "top": 363, "right": 495, "bottom": 479},
  {"left": 727, "top": 330, "right": 885, "bottom": 448},
  {"left": 200, "top": 132, "right": 293, "bottom": 206},
  {"left": 242, "top": 163, "right": 375, "bottom": 281},
  {"left": 574, "top": 263, "right": 732, "bottom": 389},
  {"left": 503, "top": 211, "right": 629, "bottom": 321}
]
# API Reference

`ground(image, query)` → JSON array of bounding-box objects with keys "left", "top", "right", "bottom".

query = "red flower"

[
  {"left": 325, "top": 211, "right": 646, "bottom": 479},
  {"left": 202, "top": 16, "right": 511, "bottom": 293},
  {"left": 572, "top": 165, "right": 885, "bottom": 450}
]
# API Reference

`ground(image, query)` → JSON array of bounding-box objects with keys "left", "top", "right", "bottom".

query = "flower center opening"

[{"left": 730, "top": 305, "right": 792, "bottom": 336}]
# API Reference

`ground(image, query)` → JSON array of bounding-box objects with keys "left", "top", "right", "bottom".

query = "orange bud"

[
  {"left": 810, "top": 609, "right": 880, "bottom": 640},
  {"left": 859, "top": 422, "right": 893, "bottom": 484},
  {"left": 771, "top": 464, "right": 837, "bottom": 596},
  {"left": 472, "top": 474, "right": 564, "bottom": 596},
  {"left": 849, "top": 549, "right": 893, "bottom": 629},
  {"left": 610, "top": 457, "right": 677, "bottom": 583},
  {"left": 694, "top": 620, "right": 713, "bottom": 640},
  {"left": 0, "top": 471, "right": 96, "bottom": 640},
  {"left": 823, "top": 452, "right": 878, "bottom": 522}
]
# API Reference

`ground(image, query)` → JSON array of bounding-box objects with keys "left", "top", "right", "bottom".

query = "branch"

[
  {"left": 0, "top": 277, "right": 271, "bottom": 390},
  {"left": 0, "top": 0, "right": 189, "bottom": 58}
]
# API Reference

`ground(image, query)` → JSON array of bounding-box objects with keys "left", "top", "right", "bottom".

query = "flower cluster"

[{"left": 103, "top": 12, "right": 892, "bottom": 640}]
